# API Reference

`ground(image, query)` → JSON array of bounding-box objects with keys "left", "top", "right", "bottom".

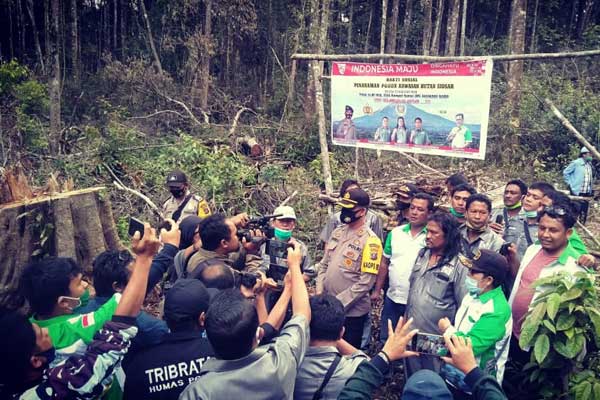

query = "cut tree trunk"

[{"left": 0, "top": 187, "right": 123, "bottom": 307}]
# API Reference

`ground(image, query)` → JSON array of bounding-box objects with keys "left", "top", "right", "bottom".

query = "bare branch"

[{"left": 292, "top": 49, "right": 600, "bottom": 62}]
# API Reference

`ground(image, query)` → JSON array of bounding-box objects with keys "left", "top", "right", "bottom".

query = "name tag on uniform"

[
  {"left": 441, "top": 265, "right": 454, "bottom": 276},
  {"left": 361, "top": 237, "right": 382, "bottom": 275}
]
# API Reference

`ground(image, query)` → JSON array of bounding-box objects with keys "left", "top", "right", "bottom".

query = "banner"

[{"left": 330, "top": 60, "right": 493, "bottom": 160}]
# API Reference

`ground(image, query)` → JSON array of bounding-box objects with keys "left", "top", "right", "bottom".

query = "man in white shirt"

[{"left": 371, "top": 192, "right": 434, "bottom": 343}]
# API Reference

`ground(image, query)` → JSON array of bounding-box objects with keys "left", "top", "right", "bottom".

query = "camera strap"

[
  {"left": 171, "top": 194, "right": 193, "bottom": 222},
  {"left": 312, "top": 354, "right": 342, "bottom": 400},
  {"left": 523, "top": 220, "right": 533, "bottom": 246}
]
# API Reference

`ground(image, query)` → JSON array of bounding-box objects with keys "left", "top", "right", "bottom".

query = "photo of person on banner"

[
  {"left": 410, "top": 117, "right": 431, "bottom": 145},
  {"left": 374, "top": 117, "right": 392, "bottom": 142},
  {"left": 335, "top": 105, "right": 356, "bottom": 140},
  {"left": 447, "top": 113, "right": 473, "bottom": 149},
  {"left": 391, "top": 117, "right": 408, "bottom": 144}
]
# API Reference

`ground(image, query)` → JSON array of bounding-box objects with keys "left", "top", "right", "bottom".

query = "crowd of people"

[{"left": 0, "top": 165, "right": 597, "bottom": 400}]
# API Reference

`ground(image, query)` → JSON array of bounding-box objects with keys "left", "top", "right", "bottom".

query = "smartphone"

[
  {"left": 128, "top": 216, "right": 145, "bottom": 238},
  {"left": 495, "top": 215, "right": 503, "bottom": 224},
  {"left": 411, "top": 332, "right": 448, "bottom": 356}
]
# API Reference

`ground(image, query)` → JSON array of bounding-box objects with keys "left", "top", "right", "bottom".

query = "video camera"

[{"left": 236, "top": 214, "right": 281, "bottom": 243}]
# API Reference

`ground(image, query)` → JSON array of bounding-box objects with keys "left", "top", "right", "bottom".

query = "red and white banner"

[{"left": 331, "top": 59, "right": 493, "bottom": 160}]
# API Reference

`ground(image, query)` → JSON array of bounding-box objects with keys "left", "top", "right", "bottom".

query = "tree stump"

[{"left": 0, "top": 187, "right": 123, "bottom": 307}]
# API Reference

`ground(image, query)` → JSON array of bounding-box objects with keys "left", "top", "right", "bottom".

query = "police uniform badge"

[{"left": 360, "top": 237, "right": 382, "bottom": 275}]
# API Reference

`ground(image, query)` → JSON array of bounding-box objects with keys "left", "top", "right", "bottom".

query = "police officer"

[
  {"left": 316, "top": 188, "right": 383, "bottom": 348},
  {"left": 162, "top": 170, "right": 211, "bottom": 223}
]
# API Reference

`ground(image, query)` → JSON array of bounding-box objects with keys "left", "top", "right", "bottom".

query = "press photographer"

[
  {"left": 259, "top": 206, "right": 315, "bottom": 288},
  {"left": 186, "top": 213, "right": 264, "bottom": 277}
]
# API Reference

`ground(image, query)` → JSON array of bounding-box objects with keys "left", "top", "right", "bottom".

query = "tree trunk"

[
  {"left": 380, "top": 0, "right": 388, "bottom": 58},
  {"left": 16, "top": 0, "right": 25, "bottom": 58},
  {"left": 445, "top": 0, "right": 460, "bottom": 55},
  {"left": 399, "top": 0, "right": 414, "bottom": 53},
  {"left": 198, "top": 0, "right": 212, "bottom": 111},
  {"left": 45, "top": 0, "right": 51, "bottom": 62},
  {"left": 385, "top": 0, "right": 400, "bottom": 53},
  {"left": 576, "top": 0, "right": 594, "bottom": 39},
  {"left": 506, "top": 0, "right": 526, "bottom": 149},
  {"left": 120, "top": 0, "right": 127, "bottom": 58},
  {"left": 113, "top": 0, "right": 118, "bottom": 52},
  {"left": 346, "top": 0, "right": 354, "bottom": 49},
  {"left": 492, "top": 0, "right": 502, "bottom": 39},
  {"left": 430, "top": 0, "right": 444, "bottom": 55},
  {"left": 364, "top": 0, "right": 374, "bottom": 52},
  {"left": 8, "top": 0, "right": 14, "bottom": 59},
  {"left": 304, "top": 0, "right": 320, "bottom": 120},
  {"left": 529, "top": 0, "right": 539, "bottom": 52},
  {"left": 459, "top": 0, "right": 467, "bottom": 55},
  {"left": 49, "top": 0, "right": 61, "bottom": 155},
  {"left": 25, "top": 0, "right": 46, "bottom": 73},
  {"left": 70, "top": 0, "right": 80, "bottom": 86},
  {"left": 0, "top": 187, "right": 123, "bottom": 307},
  {"left": 421, "top": 0, "right": 433, "bottom": 55},
  {"left": 139, "top": 0, "right": 162, "bottom": 73}
]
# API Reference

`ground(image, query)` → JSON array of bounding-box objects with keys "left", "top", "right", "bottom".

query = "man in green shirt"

[
  {"left": 410, "top": 117, "right": 431, "bottom": 145},
  {"left": 447, "top": 113, "right": 473, "bottom": 148}
]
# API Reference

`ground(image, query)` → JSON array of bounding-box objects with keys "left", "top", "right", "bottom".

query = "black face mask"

[
  {"left": 170, "top": 188, "right": 185, "bottom": 198},
  {"left": 340, "top": 208, "right": 361, "bottom": 224}
]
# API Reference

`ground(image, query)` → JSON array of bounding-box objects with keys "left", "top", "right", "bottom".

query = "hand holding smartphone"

[
  {"left": 411, "top": 332, "right": 449, "bottom": 357},
  {"left": 128, "top": 217, "right": 145, "bottom": 238}
]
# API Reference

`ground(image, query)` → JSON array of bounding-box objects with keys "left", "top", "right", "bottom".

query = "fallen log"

[{"left": 0, "top": 187, "right": 123, "bottom": 307}]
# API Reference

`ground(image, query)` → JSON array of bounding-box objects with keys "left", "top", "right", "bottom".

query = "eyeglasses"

[{"left": 542, "top": 206, "right": 567, "bottom": 217}]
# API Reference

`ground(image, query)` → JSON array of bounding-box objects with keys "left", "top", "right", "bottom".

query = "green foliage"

[
  {"left": 0, "top": 60, "right": 29, "bottom": 94},
  {"left": 520, "top": 271, "right": 600, "bottom": 397}
]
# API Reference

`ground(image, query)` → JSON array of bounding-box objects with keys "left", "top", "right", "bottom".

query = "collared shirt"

[
  {"left": 123, "top": 330, "right": 214, "bottom": 400},
  {"left": 459, "top": 225, "right": 505, "bottom": 256},
  {"left": 336, "top": 119, "right": 356, "bottom": 140},
  {"left": 410, "top": 129, "right": 431, "bottom": 145},
  {"left": 582, "top": 162, "right": 594, "bottom": 194},
  {"left": 179, "top": 315, "right": 309, "bottom": 400},
  {"left": 448, "top": 126, "right": 473, "bottom": 148},
  {"left": 406, "top": 250, "right": 468, "bottom": 334},
  {"left": 316, "top": 225, "right": 383, "bottom": 317},
  {"left": 445, "top": 286, "right": 512, "bottom": 384},
  {"left": 294, "top": 346, "right": 368, "bottom": 400},
  {"left": 383, "top": 223, "right": 427, "bottom": 304},
  {"left": 374, "top": 126, "right": 391, "bottom": 142},
  {"left": 162, "top": 191, "right": 211, "bottom": 224},
  {"left": 490, "top": 207, "right": 525, "bottom": 245},
  {"left": 508, "top": 243, "right": 587, "bottom": 339}
]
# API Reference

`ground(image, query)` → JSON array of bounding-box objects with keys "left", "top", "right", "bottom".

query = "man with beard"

[
  {"left": 316, "top": 189, "right": 383, "bottom": 348},
  {"left": 405, "top": 212, "right": 468, "bottom": 376},
  {"left": 162, "top": 170, "right": 212, "bottom": 223}
]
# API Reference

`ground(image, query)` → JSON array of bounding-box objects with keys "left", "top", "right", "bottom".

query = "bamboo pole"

[{"left": 291, "top": 49, "right": 600, "bottom": 62}]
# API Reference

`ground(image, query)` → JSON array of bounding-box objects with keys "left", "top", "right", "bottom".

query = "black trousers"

[
  {"left": 343, "top": 314, "right": 368, "bottom": 348},
  {"left": 570, "top": 189, "right": 592, "bottom": 224}
]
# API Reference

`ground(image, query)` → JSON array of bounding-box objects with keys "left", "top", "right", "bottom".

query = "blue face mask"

[
  {"left": 465, "top": 276, "right": 483, "bottom": 297},
  {"left": 524, "top": 210, "right": 538, "bottom": 218}
]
